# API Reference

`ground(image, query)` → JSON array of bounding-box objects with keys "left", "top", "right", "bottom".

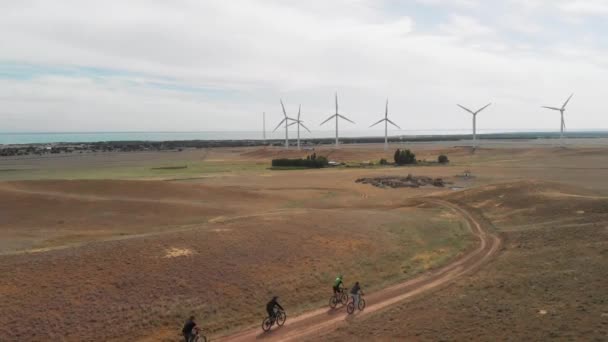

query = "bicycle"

[
  {"left": 329, "top": 286, "right": 349, "bottom": 309},
  {"left": 346, "top": 293, "right": 366, "bottom": 314},
  {"left": 262, "top": 308, "right": 286, "bottom": 332},
  {"left": 190, "top": 327, "right": 207, "bottom": 342}
]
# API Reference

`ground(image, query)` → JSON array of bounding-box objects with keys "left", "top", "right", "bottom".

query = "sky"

[{"left": 1, "top": 0, "right": 608, "bottom": 133}]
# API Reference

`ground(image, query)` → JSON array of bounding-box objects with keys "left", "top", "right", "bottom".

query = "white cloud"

[
  {"left": 558, "top": 0, "right": 608, "bottom": 16},
  {"left": 440, "top": 14, "right": 495, "bottom": 38},
  {"left": 415, "top": 0, "right": 479, "bottom": 9},
  {"left": 0, "top": 0, "right": 607, "bottom": 133}
]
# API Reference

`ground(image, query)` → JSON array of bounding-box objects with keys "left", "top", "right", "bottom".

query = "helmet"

[
  {"left": 272, "top": 296, "right": 278, "bottom": 300},
  {"left": 338, "top": 274, "right": 343, "bottom": 278}
]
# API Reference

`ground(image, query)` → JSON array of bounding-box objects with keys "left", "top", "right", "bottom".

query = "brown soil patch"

[
  {"left": 163, "top": 247, "right": 194, "bottom": 258},
  {"left": 0, "top": 180, "right": 278, "bottom": 254}
]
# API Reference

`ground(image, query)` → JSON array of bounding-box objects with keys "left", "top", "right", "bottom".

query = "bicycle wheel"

[
  {"left": 329, "top": 295, "right": 338, "bottom": 309},
  {"left": 340, "top": 292, "right": 349, "bottom": 305},
  {"left": 358, "top": 297, "right": 366, "bottom": 311},
  {"left": 262, "top": 317, "right": 273, "bottom": 332},
  {"left": 276, "top": 311, "right": 287, "bottom": 326},
  {"left": 346, "top": 301, "right": 355, "bottom": 314}
]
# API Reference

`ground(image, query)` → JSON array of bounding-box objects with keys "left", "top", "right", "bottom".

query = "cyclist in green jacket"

[{"left": 333, "top": 274, "right": 344, "bottom": 295}]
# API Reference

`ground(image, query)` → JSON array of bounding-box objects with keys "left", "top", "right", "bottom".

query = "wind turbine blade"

[
  {"left": 272, "top": 118, "right": 286, "bottom": 132},
  {"left": 542, "top": 106, "right": 562, "bottom": 111},
  {"left": 298, "top": 105, "right": 301, "bottom": 120},
  {"left": 287, "top": 121, "right": 297, "bottom": 127},
  {"left": 335, "top": 92, "right": 338, "bottom": 114},
  {"left": 338, "top": 114, "right": 355, "bottom": 124},
  {"left": 300, "top": 122, "right": 312, "bottom": 133},
  {"left": 369, "top": 118, "right": 385, "bottom": 128},
  {"left": 320, "top": 114, "right": 336, "bottom": 126},
  {"left": 385, "top": 98, "right": 389, "bottom": 118},
  {"left": 562, "top": 93, "right": 574, "bottom": 109},
  {"left": 475, "top": 103, "right": 492, "bottom": 114},
  {"left": 387, "top": 119, "right": 401, "bottom": 129},
  {"left": 280, "top": 99, "right": 287, "bottom": 118},
  {"left": 457, "top": 104, "right": 475, "bottom": 115}
]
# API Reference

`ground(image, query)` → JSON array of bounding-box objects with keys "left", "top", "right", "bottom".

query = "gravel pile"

[{"left": 356, "top": 175, "right": 446, "bottom": 188}]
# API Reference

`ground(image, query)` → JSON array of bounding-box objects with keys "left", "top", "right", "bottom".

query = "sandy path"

[{"left": 215, "top": 199, "right": 502, "bottom": 342}]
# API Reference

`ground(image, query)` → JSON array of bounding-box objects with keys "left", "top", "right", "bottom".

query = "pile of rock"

[{"left": 355, "top": 174, "right": 446, "bottom": 189}]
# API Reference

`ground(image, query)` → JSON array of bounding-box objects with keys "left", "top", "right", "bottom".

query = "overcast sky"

[{"left": 1, "top": 0, "right": 608, "bottom": 133}]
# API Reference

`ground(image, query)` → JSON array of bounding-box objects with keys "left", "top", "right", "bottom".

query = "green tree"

[
  {"left": 394, "top": 149, "right": 416, "bottom": 165},
  {"left": 394, "top": 149, "right": 401, "bottom": 164}
]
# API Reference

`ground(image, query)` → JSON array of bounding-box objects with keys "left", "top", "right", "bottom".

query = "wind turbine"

[
  {"left": 288, "top": 105, "right": 311, "bottom": 150},
  {"left": 457, "top": 102, "right": 492, "bottom": 148},
  {"left": 542, "top": 93, "right": 573, "bottom": 146},
  {"left": 370, "top": 98, "right": 401, "bottom": 150},
  {"left": 321, "top": 92, "right": 355, "bottom": 148},
  {"left": 273, "top": 100, "right": 296, "bottom": 149}
]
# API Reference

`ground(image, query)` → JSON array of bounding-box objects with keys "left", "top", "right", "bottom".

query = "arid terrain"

[{"left": 1, "top": 140, "right": 607, "bottom": 341}]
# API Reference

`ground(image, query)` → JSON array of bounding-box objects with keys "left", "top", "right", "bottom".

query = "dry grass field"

[
  {"left": 1, "top": 140, "right": 607, "bottom": 341},
  {"left": 312, "top": 179, "right": 608, "bottom": 341}
]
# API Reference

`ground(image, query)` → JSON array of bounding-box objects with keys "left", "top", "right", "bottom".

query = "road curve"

[{"left": 216, "top": 198, "right": 502, "bottom": 342}]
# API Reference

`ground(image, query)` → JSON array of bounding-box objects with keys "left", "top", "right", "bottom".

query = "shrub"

[
  {"left": 272, "top": 154, "right": 329, "bottom": 168},
  {"left": 379, "top": 158, "right": 388, "bottom": 165},
  {"left": 393, "top": 148, "right": 416, "bottom": 165},
  {"left": 438, "top": 155, "right": 449, "bottom": 164}
]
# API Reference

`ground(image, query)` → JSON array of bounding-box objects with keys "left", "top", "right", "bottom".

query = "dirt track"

[{"left": 217, "top": 199, "right": 502, "bottom": 342}]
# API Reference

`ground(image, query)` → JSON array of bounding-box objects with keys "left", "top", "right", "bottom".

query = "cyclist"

[
  {"left": 333, "top": 274, "right": 344, "bottom": 295},
  {"left": 266, "top": 296, "right": 284, "bottom": 322},
  {"left": 182, "top": 315, "right": 197, "bottom": 342},
  {"left": 350, "top": 281, "right": 364, "bottom": 309}
]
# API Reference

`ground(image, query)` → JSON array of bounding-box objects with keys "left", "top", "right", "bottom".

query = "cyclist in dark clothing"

[
  {"left": 266, "top": 296, "right": 284, "bottom": 321},
  {"left": 182, "top": 316, "right": 197, "bottom": 342},
  {"left": 350, "top": 281, "right": 363, "bottom": 309}
]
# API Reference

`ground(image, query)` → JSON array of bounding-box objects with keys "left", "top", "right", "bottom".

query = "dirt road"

[{"left": 216, "top": 199, "right": 502, "bottom": 342}]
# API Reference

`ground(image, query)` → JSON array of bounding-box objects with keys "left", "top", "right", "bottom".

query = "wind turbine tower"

[
  {"left": 542, "top": 93, "right": 574, "bottom": 146},
  {"left": 262, "top": 112, "right": 266, "bottom": 142},
  {"left": 457, "top": 102, "right": 492, "bottom": 148},
  {"left": 320, "top": 92, "right": 355, "bottom": 148},
  {"left": 370, "top": 98, "right": 401, "bottom": 150},
  {"left": 273, "top": 100, "right": 296, "bottom": 149}
]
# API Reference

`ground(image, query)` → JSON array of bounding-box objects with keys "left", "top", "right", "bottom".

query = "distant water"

[{"left": 0, "top": 129, "right": 594, "bottom": 145}]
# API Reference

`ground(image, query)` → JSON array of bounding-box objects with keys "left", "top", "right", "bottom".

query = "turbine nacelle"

[
  {"left": 457, "top": 101, "right": 491, "bottom": 148},
  {"left": 290, "top": 105, "right": 312, "bottom": 133},
  {"left": 457, "top": 103, "right": 492, "bottom": 116},
  {"left": 370, "top": 98, "right": 401, "bottom": 150},
  {"left": 541, "top": 93, "right": 574, "bottom": 112},
  {"left": 275, "top": 99, "right": 299, "bottom": 149},
  {"left": 541, "top": 93, "right": 573, "bottom": 145},
  {"left": 321, "top": 92, "right": 354, "bottom": 148},
  {"left": 272, "top": 117, "right": 297, "bottom": 132}
]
